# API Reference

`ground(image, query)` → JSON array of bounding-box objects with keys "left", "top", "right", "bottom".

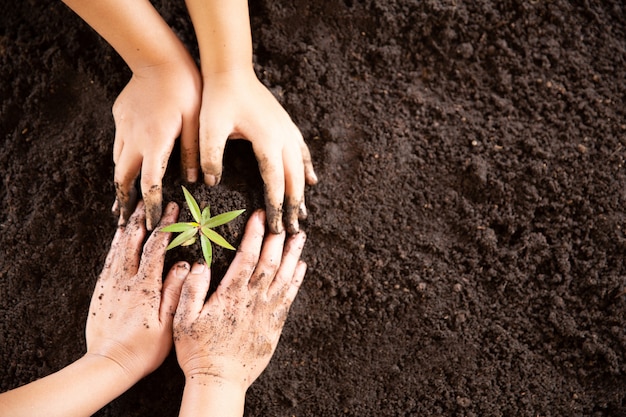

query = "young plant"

[{"left": 161, "top": 186, "right": 245, "bottom": 267}]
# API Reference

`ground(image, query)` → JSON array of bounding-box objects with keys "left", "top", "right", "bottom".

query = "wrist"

[
  {"left": 185, "top": 369, "right": 249, "bottom": 391},
  {"left": 85, "top": 341, "right": 147, "bottom": 383},
  {"left": 131, "top": 43, "right": 198, "bottom": 77},
  {"left": 81, "top": 353, "right": 140, "bottom": 384},
  {"left": 180, "top": 373, "right": 247, "bottom": 417},
  {"left": 200, "top": 60, "right": 254, "bottom": 78},
  {"left": 200, "top": 65, "right": 258, "bottom": 90}
]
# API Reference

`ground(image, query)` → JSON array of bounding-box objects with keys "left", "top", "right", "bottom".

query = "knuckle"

[{"left": 237, "top": 249, "right": 260, "bottom": 271}]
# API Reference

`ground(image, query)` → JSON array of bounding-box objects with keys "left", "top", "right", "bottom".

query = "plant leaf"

[
  {"left": 200, "top": 234, "right": 213, "bottom": 266},
  {"left": 166, "top": 227, "right": 199, "bottom": 251},
  {"left": 201, "top": 205, "right": 211, "bottom": 225},
  {"left": 202, "top": 227, "right": 236, "bottom": 250},
  {"left": 160, "top": 222, "right": 196, "bottom": 233},
  {"left": 181, "top": 237, "right": 197, "bottom": 247},
  {"left": 204, "top": 209, "right": 245, "bottom": 228},
  {"left": 182, "top": 186, "right": 202, "bottom": 223}
]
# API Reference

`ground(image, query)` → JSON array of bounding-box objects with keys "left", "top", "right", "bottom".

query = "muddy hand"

[
  {"left": 111, "top": 60, "right": 201, "bottom": 231},
  {"left": 198, "top": 68, "right": 317, "bottom": 235},
  {"left": 173, "top": 210, "right": 307, "bottom": 389},
  {"left": 87, "top": 201, "right": 188, "bottom": 380}
]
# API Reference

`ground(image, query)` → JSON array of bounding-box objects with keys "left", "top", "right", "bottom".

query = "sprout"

[{"left": 161, "top": 186, "right": 245, "bottom": 267}]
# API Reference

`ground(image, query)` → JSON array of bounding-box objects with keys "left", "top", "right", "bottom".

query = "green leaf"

[
  {"left": 160, "top": 222, "right": 196, "bottom": 233},
  {"left": 181, "top": 237, "right": 197, "bottom": 247},
  {"left": 204, "top": 209, "right": 245, "bottom": 228},
  {"left": 201, "top": 205, "right": 211, "bottom": 225},
  {"left": 166, "top": 227, "right": 199, "bottom": 250},
  {"left": 200, "top": 234, "right": 213, "bottom": 266},
  {"left": 202, "top": 227, "right": 236, "bottom": 250},
  {"left": 182, "top": 186, "right": 202, "bottom": 223}
]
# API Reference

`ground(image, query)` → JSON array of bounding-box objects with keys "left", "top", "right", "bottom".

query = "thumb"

[
  {"left": 175, "top": 261, "right": 211, "bottom": 322},
  {"left": 160, "top": 262, "right": 190, "bottom": 325}
]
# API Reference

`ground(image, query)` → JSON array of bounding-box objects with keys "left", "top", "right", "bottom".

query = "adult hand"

[
  {"left": 87, "top": 201, "right": 189, "bottom": 380},
  {"left": 197, "top": 68, "right": 318, "bottom": 234},
  {"left": 174, "top": 210, "right": 306, "bottom": 396},
  {"left": 112, "top": 61, "right": 201, "bottom": 230}
]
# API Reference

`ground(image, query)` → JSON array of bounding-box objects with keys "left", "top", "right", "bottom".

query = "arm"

[
  {"left": 62, "top": 0, "right": 202, "bottom": 230},
  {"left": 62, "top": 0, "right": 185, "bottom": 71},
  {"left": 0, "top": 354, "right": 138, "bottom": 417},
  {"left": 184, "top": 0, "right": 318, "bottom": 235},
  {"left": 174, "top": 210, "right": 307, "bottom": 416},
  {"left": 0, "top": 202, "right": 187, "bottom": 417}
]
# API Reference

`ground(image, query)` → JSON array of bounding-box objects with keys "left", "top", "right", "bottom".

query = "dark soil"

[{"left": 2, "top": 1, "right": 626, "bottom": 416}]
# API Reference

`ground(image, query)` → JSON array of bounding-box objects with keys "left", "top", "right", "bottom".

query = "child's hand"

[
  {"left": 197, "top": 68, "right": 318, "bottom": 234},
  {"left": 174, "top": 210, "right": 306, "bottom": 391},
  {"left": 87, "top": 201, "right": 188, "bottom": 380},
  {"left": 112, "top": 61, "right": 201, "bottom": 230}
]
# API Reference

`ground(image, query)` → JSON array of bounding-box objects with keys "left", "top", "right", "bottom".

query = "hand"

[
  {"left": 173, "top": 210, "right": 307, "bottom": 391},
  {"left": 87, "top": 201, "right": 188, "bottom": 380},
  {"left": 112, "top": 59, "right": 202, "bottom": 230},
  {"left": 197, "top": 68, "right": 318, "bottom": 234}
]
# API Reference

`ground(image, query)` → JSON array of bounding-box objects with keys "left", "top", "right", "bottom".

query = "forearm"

[
  {"left": 62, "top": 0, "right": 191, "bottom": 72},
  {"left": 0, "top": 354, "right": 137, "bottom": 417},
  {"left": 184, "top": 0, "right": 253, "bottom": 74},
  {"left": 179, "top": 375, "right": 246, "bottom": 417}
]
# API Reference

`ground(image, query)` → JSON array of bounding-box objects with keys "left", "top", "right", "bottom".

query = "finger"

[
  {"left": 98, "top": 201, "right": 146, "bottom": 284},
  {"left": 300, "top": 140, "right": 318, "bottom": 186},
  {"left": 284, "top": 260, "right": 307, "bottom": 304},
  {"left": 111, "top": 198, "right": 120, "bottom": 218},
  {"left": 142, "top": 184, "right": 162, "bottom": 232},
  {"left": 120, "top": 201, "right": 148, "bottom": 275},
  {"left": 113, "top": 130, "right": 123, "bottom": 165},
  {"left": 141, "top": 166, "right": 165, "bottom": 231},
  {"left": 248, "top": 228, "right": 287, "bottom": 291},
  {"left": 199, "top": 127, "right": 229, "bottom": 186},
  {"left": 99, "top": 225, "right": 126, "bottom": 278},
  {"left": 268, "top": 231, "right": 306, "bottom": 295},
  {"left": 159, "top": 261, "right": 190, "bottom": 325},
  {"left": 137, "top": 202, "right": 180, "bottom": 284},
  {"left": 283, "top": 141, "right": 305, "bottom": 234},
  {"left": 220, "top": 210, "right": 266, "bottom": 290},
  {"left": 298, "top": 200, "right": 307, "bottom": 221},
  {"left": 114, "top": 149, "right": 142, "bottom": 226},
  {"left": 176, "top": 261, "right": 210, "bottom": 321},
  {"left": 141, "top": 143, "right": 175, "bottom": 230},
  {"left": 180, "top": 111, "right": 200, "bottom": 183},
  {"left": 256, "top": 148, "right": 285, "bottom": 234},
  {"left": 283, "top": 198, "right": 300, "bottom": 235}
]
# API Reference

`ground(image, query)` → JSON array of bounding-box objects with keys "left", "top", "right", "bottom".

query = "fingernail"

[
  {"left": 175, "top": 263, "right": 190, "bottom": 278},
  {"left": 204, "top": 174, "right": 217, "bottom": 186},
  {"left": 287, "top": 220, "right": 299, "bottom": 235},
  {"left": 111, "top": 199, "right": 119, "bottom": 216},
  {"left": 271, "top": 220, "right": 284, "bottom": 234},
  {"left": 299, "top": 201, "right": 308, "bottom": 219},
  {"left": 186, "top": 168, "right": 198, "bottom": 183},
  {"left": 191, "top": 261, "right": 206, "bottom": 274},
  {"left": 117, "top": 215, "right": 126, "bottom": 228}
]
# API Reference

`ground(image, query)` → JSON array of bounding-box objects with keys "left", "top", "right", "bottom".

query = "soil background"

[{"left": 1, "top": 0, "right": 626, "bottom": 416}]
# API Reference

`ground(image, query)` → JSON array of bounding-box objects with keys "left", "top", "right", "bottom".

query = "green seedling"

[{"left": 161, "top": 186, "right": 245, "bottom": 267}]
